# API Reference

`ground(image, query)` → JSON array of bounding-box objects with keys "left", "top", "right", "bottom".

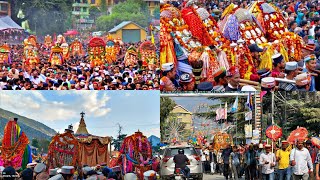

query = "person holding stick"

[
  {"left": 290, "top": 140, "right": 313, "bottom": 180},
  {"left": 259, "top": 144, "right": 276, "bottom": 180}
]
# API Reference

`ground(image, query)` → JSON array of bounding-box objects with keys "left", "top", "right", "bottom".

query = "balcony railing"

[{"left": 72, "top": 3, "right": 90, "bottom": 7}]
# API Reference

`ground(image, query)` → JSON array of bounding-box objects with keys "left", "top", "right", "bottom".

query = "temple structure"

[{"left": 75, "top": 112, "right": 112, "bottom": 166}]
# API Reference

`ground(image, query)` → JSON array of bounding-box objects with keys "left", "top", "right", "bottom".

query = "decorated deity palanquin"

[
  {"left": 88, "top": 37, "right": 106, "bottom": 67},
  {"left": 105, "top": 35, "right": 117, "bottom": 64},
  {"left": 110, "top": 131, "right": 152, "bottom": 180},
  {"left": 124, "top": 46, "right": 138, "bottom": 67},
  {"left": 61, "top": 43, "right": 69, "bottom": 59},
  {"left": 213, "top": 132, "right": 233, "bottom": 151},
  {"left": 44, "top": 35, "right": 53, "bottom": 49},
  {"left": 139, "top": 41, "right": 158, "bottom": 70},
  {"left": 70, "top": 39, "right": 84, "bottom": 57},
  {"left": 0, "top": 44, "right": 10, "bottom": 64},
  {"left": 23, "top": 35, "right": 39, "bottom": 65},
  {"left": 48, "top": 131, "right": 80, "bottom": 168},
  {"left": 49, "top": 46, "right": 64, "bottom": 65}
]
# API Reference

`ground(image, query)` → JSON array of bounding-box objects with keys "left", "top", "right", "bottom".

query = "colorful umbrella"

[
  {"left": 311, "top": 137, "right": 320, "bottom": 149},
  {"left": 287, "top": 127, "right": 308, "bottom": 144},
  {"left": 266, "top": 125, "right": 282, "bottom": 141}
]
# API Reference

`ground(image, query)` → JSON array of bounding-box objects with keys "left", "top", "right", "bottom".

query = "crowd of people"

[
  {"left": 199, "top": 139, "right": 319, "bottom": 180},
  {"left": 160, "top": 0, "right": 320, "bottom": 92},
  {"left": 0, "top": 162, "right": 158, "bottom": 180},
  {"left": 0, "top": 39, "right": 160, "bottom": 90}
]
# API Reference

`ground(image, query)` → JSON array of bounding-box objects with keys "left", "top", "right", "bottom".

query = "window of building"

[
  {"left": 0, "top": 4, "right": 8, "bottom": 11},
  {"left": 91, "top": 0, "right": 95, "bottom": 4}
]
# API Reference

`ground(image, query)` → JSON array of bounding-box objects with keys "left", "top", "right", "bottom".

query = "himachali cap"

[
  {"left": 179, "top": 73, "right": 192, "bottom": 83},
  {"left": 295, "top": 73, "right": 311, "bottom": 86},
  {"left": 197, "top": 82, "right": 213, "bottom": 91},
  {"left": 50, "top": 169, "right": 58, "bottom": 176},
  {"left": 124, "top": 173, "right": 138, "bottom": 180},
  {"left": 272, "top": 53, "right": 283, "bottom": 65},
  {"left": 265, "top": 144, "right": 272, "bottom": 148},
  {"left": 285, "top": 62, "right": 298, "bottom": 71},
  {"left": 83, "top": 166, "right": 93, "bottom": 175},
  {"left": 281, "top": 140, "right": 288, "bottom": 144},
  {"left": 213, "top": 67, "right": 227, "bottom": 82},
  {"left": 261, "top": 77, "right": 276, "bottom": 89},
  {"left": 48, "top": 174, "right": 64, "bottom": 180},
  {"left": 227, "top": 66, "right": 239, "bottom": 77},
  {"left": 304, "top": 54, "right": 316, "bottom": 62},
  {"left": 241, "top": 85, "right": 257, "bottom": 92},
  {"left": 259, "top": 144, "right": 263, "bottom": 148},
  {"left": 61, "top": 166, "right": 74, "bottom": 175},
  {"left": 258, "top": 68, "right": 271, "bottom": 78},
  {"left": 161, "top": 63, "right": 174, "bottom": 71},
  {"left": 34, "top": 163, "right": 46, "bottom": 173},
  {"left": 27, "top": 162, "right": 37, "bottom": 168},
  {"left": 144, "top": 170, "right": 157, "bottom": 178}
]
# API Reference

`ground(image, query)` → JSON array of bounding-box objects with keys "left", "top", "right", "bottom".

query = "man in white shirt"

[
  {"left": 290, "top": 140, "right": 313, "bottom": 180},
  {"left": 259, "top": 144, "right": 276, "bottom": 180}
]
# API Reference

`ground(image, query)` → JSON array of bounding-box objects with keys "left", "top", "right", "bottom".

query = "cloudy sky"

[{"left": 0, "top": 91, "right": 160, "bottom": 138}]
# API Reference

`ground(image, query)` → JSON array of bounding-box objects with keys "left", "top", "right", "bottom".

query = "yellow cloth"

[{"left": 276, "top": 149, "right": 290, "bottom": 169}]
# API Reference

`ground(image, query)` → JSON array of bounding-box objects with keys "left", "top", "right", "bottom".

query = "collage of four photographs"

[{"left": 0, "top": 0, "right": 320, "bottom": 180}]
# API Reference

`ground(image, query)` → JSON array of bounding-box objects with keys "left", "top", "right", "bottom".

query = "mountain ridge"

[{"left": 0, "top": 108, "right": 56, "bottom": 140}]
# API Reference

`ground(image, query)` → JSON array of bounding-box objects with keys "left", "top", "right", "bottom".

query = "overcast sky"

[{"left": 0, "top": 91, "right": 160, "bottom": 138}]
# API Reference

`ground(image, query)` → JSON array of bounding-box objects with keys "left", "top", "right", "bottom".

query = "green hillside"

[{"left": 0, "top": 108, "right": 56, "bottom": 140}]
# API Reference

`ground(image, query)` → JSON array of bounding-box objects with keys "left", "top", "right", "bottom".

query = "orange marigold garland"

[{"left": 47, "top": 131, "right": 79, "bottom": 168}]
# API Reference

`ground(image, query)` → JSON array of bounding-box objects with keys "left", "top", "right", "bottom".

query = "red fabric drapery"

[{"left": 78, "top": 139, "right": 109, "bottom": 167}]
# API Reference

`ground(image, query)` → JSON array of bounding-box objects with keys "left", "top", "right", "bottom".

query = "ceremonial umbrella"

[
  {"left": 266, "top": 124, "right": 282, "bottom": 141},
  {"left": 311, "top": 137, "right": 320, "bottom": 149},
  {"left": 287, "top": 127, "right": 308, "bottom": 144}
]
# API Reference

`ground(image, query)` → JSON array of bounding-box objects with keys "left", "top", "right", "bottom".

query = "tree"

[
  {"left": 153, "top": 6, "right": 160, "bottom": 19},
  {"left": 38, "top": 139, "right": 50, "bottom": 153},
  {"left": 96, "top": 0, "right": 149, "bottom": 31},
  {"left": 31, "top": 138, "right": 39, "bottom": 148},
  {"left": 111, "top": 124, "right": 127, "bottom": 151},
  {"left": 100, "top": 0, "right": 107, "bottom": 15},
  {"left": 160, "top": 97, "right": 176, "bottom": 141},
  {"left": 9, "top": 0, "right": 73, "bottom": 35}
]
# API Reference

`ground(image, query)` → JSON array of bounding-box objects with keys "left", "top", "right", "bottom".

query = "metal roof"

[{"left": 108, "top": 21, "right": 146, "bottom": 33}]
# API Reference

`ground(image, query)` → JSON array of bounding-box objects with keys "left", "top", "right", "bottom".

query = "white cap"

[
  {"left": 49, "top": 168, "right": 58, "bottom": 176},
  {"left": 80, "top": 63, "right": 85, "bottom": 67},
  {"left": 237, "top": 39, "right": 245, "bottom": 44},
  {"left": 271, "top": 53, "right": 282, "bottom": 60},
  {"left": 259, "top": 143, "right": 263, "bottom": 148},
  {"left": 143, "top": 170, "right": 157, "bottom": 178},
  {"left": 261, "top": 77, "right": 276, "bottom": 88},
  {"left": 82, "top": 166, "right": 93, "bottom": 175},
  {"left": 0, "top": 166, "right": 4, "bottom": 172},
  {"left": 61, "top": 166, "right": 74, "bottom": 175},
  {"left": 241, "top": 85, "right": 257, "bottom": 92},
  {"left": 124, "top": 173, "right": 138, "bottom": 180},
  {"left": 161, "top": 63, "right": 174, "bottom": 71},
  {"left": 48, "top": 174, "right": 64, "bottom": 180},
  {"left": 34, "top": 163, "right": 46, "bottom": 173}
]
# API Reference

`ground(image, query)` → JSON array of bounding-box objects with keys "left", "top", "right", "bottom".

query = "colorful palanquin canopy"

[
  {"left": 0, "top": 120, "right": 32, "bottom": 170},
  {"left": 74, "top": 112, "right": 112, "bottom": 166},
  {"left": 111, "top": 130, "right": 152, "bottom": 180}
]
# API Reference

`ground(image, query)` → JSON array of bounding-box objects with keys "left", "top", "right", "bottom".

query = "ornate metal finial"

[{"left": 80, "top": 111, "right": 85, "bottom": 118}]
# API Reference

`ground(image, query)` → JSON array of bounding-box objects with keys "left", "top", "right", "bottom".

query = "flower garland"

[
  {"left": 280, "top": 32, "right": 303, "bottom": 61},
  {"left": 239, "top": 20, "right": 267, "bottom": 45},
  {"left": 48, "top": 132, "right": 79, "bottom": 168},
  {"left": 160, "top": 17, "right": 202, "bottom": 52},
  {"left": 236, "top": 46, "right": 256, "bottom": 79}
]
